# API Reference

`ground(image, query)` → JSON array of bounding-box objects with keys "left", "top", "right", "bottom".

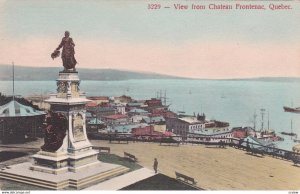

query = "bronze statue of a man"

[
  {"left": 51, "top": 31, "right": 77, "bottom": 71},
  {"left": 41, "top": 111, "right": 68, "bottom": 152}
]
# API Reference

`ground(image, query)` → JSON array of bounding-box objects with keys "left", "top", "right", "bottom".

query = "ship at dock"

[{"left": 283, "top": 106, "right": 300, "bottom": 114}]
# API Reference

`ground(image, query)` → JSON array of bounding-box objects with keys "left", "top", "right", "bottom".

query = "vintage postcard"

[{"left": 0, "top": 0, "right": 299, "bottom": 192}]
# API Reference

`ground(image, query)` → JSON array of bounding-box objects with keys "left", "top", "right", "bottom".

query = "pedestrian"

[
  {"left": 153, "top": 158, "right": 158, "bottom": 174},
  {"left": 246, "top": 139, "right": 250, "bottom": 152}
]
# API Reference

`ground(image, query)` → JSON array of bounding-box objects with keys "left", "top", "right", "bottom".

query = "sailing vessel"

[
  {"left": 280, "top": 132, "right": 297, "bottom": 137},
  {"left": 283, "top": 106, "right": 300, "bottom": 113}
]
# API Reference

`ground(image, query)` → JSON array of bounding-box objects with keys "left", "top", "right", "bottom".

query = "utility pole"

[{"left": 12, "top": 61, "right": 15, "bottom": 101}]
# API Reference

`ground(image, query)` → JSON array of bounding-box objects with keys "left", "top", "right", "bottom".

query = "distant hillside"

[
  {"left": 0, "top": 64, "right": 182, "bottom": 81},
  {"left": 222, "top": 77, "right": 300, "bottom": 82},
  {"left": 1, "top": 64, "right": 299, "bottom": 82}
]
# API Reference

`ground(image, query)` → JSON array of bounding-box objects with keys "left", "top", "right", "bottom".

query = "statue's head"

[{"left": 65, "top": 31, "right": 70, "bottom": 37}]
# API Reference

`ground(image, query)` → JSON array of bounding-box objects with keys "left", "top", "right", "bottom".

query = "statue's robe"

[{"left": 56, "top": 37, "right": 77, "bottom": 70}]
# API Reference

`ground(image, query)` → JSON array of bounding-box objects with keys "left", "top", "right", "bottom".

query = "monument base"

[
  {"left": 30, "top": 151, "right": 69, "bottom": 175},
  {"left": 31, "top": 141, "right": 100, "bottom": 173},
  {"left": 67, "top": 145, "right": 100, "bottom": 172},
  {"left": 0, "top": 162, "right": 129, "bottom": 190}
]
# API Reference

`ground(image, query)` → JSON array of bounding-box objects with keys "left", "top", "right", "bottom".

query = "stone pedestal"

[{"left": 31, "top": 71, "right": 100, "bottom": 174}]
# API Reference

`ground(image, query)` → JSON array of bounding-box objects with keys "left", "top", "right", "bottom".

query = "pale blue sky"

[
  {"left": 0, "top": 0, "right": 299, "bottom": 78},
  {"left": 2, "top": 0, "right": 299, "bottom": 43}
]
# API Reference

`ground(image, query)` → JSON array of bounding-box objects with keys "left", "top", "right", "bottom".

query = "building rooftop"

[
  {"left": 111, "top": 123, "right": 149, "bottom": 133},
  {"left": 179, "top": 117, "right": 203, "bottom": 124},
  {"left": 86, "top": 112, "right": 93, "bottom": 118},
  {"left": 0, "top": 100, "right": 45, "bottom": 117},
  {"left": 87, "top": 96, "right": 109, "bottom": 100},
  {"left": 86, "top": 102, "right": 98, "bottom": 107},
  {"left": 87, "top": 106, "right": 116, "bottom": 112},
  {"left": 142, "top": 116, "right": 165, "bottom": 124},
  {"left": 113, "top": 103, "right": 127, "bottom": 107},
  {"left": 129, "top": 108, "right": 149, "bottom": 114},
  {"left": 103, "top": 114, "right": 128, "bottom": 120},
  {"left": 120, "top": 173, "right": 201, "bottom": 190},
  {"left": 127, "top": 102, "right": 144, "bottom": 107}
]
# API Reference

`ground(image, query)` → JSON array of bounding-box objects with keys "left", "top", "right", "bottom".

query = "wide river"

[{"left": 1, "top": 79, "right": 300, "bottom": 149}]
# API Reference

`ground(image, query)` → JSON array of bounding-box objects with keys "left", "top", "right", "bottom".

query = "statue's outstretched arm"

[{"left": 56, "top": 39, "right": 64, "bottom": 50}]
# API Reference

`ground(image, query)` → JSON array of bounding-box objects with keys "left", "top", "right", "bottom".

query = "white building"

[{"left": 114, "top": 103, "right": 126, "bottom": 115}]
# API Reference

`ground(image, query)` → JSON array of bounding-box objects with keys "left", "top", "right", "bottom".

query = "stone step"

[
  {"left": 70, "top": 166, "right": 129, "bottom": 189},
  {"left": 0, "top": 162, "right": 130, "bottom": 190},
  {"left": 85, "top": 168, "right": 155, "bottom": 190},
  {"left": 0, "top": 172, "right": 68, "bottom": 189}
]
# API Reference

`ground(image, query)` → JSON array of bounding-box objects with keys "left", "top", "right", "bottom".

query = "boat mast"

[
  {"left": 164, "top": 89, "right": 167, "bottom": 106},
  {"left": 253, "top": 110, "right": 257, "bottom": 131},
  {"left": 260, "top": 108, "right": 265, "bottom": 132},
  {"left": 267, "top": 110, "right": 270, "bottom": 130},
  {"left": 96, "top": 105, "right": 99, "bottom": 132},
  {"left": 160, "top": 90, "right": 162, "bottom": 101},
  {"left": 291, "top": 118, "right": 293, "bottom": 140}
]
